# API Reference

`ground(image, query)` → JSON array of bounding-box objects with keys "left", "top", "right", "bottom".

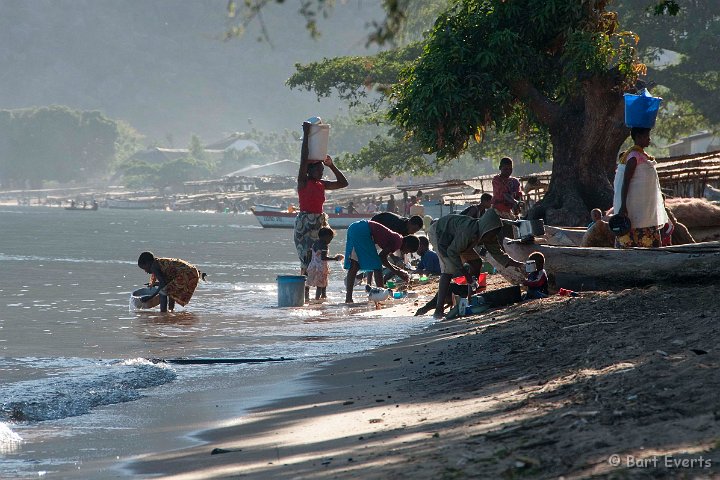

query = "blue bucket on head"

[
  {"left": 277, "top": 275, "right": 306, "bottom": 307},
  {"left": 624, "top": 89, "right": 662, "bottom": 128}
]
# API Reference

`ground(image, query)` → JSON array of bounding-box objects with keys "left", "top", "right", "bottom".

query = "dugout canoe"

[{"left": 485, "top": 240, "right": 720, "bottom": 291}]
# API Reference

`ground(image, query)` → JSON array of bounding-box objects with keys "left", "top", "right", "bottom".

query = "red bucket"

[{"left": 477, "top": 273, "right": 487, "bottom": 288}]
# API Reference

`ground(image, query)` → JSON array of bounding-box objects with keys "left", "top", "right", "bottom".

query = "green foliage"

[
  {"left": 651, "top": 0, "right": 681, "bottom": 16},
  {"left": 0, "top": 106, "right": 134, "bottom": 188},
  {"left": 188, "top": 135, "right": 209, "bottom": 163},
  {"left": 617, "top": 0, "right": 720, "bottom": 129},
  {"left": 117, "top": 156, "right": 213, "bottom": 190},
  {"left": 288, "top": 43, "right": 424, "bottom": 108},
  {"left": 156, "top": 158, "right": 212, "bottom": 189},
  {"left": 390, "top": 0, "right": 642, "bottom": 160},
  {"left": 112, "top": 121, "right": 144, "bottom": 169}
]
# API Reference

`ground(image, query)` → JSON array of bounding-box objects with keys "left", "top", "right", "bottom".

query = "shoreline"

[{"left": 125, "top": 284, "right": 720, "bottom": 479}]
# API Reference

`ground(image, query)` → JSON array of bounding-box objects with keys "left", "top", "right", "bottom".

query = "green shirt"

[{"left": 434, "top": 210, "right": 515, "bottom": 274}]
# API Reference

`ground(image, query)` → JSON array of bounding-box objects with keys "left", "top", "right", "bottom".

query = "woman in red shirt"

[{"left": 295, "top": 121, "right": 349, "bottom": 300}]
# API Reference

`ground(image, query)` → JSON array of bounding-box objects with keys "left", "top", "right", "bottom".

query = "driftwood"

[
  {"left": 499, "top": 240, "right": 720, "bottom": 291},
  {"left": 150, "top": 357, "right": 293, "bottom": 365}
]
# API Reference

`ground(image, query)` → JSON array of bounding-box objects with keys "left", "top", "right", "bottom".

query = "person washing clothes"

[
  {"left": 137, "top": 252, "right": 206, "bottom": 312},
  {"left": 426, "top": 211, "right": 524, "bottom": 319},
  {"left": 343, "top": 220, "right": 419, "bottom": 304}
]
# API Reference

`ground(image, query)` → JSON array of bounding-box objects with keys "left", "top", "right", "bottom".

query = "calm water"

[{"left": 0, "top": 206, "right": 434, "bottom": 478}]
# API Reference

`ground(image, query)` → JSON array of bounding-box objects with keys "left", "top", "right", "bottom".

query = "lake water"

[{"left": 0, "top": 206, "right": 434, "bottom": 478}]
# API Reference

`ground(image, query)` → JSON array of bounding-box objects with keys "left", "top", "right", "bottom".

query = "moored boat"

[
  {"left": 64, "top": 206, "right": 98, "bottom": 211},
  {"left": 251, "top": 208, "right": 372, "bottom": 229}
]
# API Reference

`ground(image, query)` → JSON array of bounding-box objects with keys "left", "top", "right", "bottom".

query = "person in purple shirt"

[{"left": 344, "top": 220, "right": 419, "bottom": 303}]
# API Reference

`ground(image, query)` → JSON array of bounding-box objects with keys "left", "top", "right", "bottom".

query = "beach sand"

[{"left": 128, "top": 280, "right": 720, "bottom": 479}]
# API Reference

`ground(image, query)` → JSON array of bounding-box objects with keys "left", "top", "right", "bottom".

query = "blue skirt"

[{"left": 344, "top": 220, "right": 382, "bottom": 272}]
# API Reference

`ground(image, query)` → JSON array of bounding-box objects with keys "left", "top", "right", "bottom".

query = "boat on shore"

[
  {"left": 251, "top": 207, "right": 372, "bottom": 229},
  {"left": 486, "top": 239, "right": 720, "bottom": 292},
  {"left": 105, "top": 197, "right": 166, "bottom": 210},
  {"left": 64, "top": 205, "right": 98, "bottom": 211}
]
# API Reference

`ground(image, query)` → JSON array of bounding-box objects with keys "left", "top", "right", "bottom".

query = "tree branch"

[{"left": 510, "top": 80, "right": 561, "bottom": 128}]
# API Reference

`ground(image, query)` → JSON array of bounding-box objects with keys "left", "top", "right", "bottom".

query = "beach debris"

[
  {"left": 211, "top": 448, "right": 241, "bottom": 455},
  {"left": 149, "top": 357, "right": 293, "bottom": 365}
]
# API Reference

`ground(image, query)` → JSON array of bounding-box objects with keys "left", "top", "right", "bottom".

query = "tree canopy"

[{"left": 391, "top": 1, "right": 642, "bottom": 158}]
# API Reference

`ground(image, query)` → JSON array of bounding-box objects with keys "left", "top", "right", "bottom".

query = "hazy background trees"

[
  {"left": 1, "top": 1, "right": 716, "bottom": 194},
  {"left": 0, "top": 106, "right": 141, "bottom": 188}
]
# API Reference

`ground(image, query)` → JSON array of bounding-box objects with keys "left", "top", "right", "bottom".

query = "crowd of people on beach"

[{"left": 135, "top": 122, "right": 675, "bottom": 317}]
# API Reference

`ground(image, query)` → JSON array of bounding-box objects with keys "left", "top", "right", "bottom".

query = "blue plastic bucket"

[
  {"left": 277, "top": 275, "right": 306, "bottom": 307},
  {"left": 624, "top": 89, "right": 662, "bottom": 128}
]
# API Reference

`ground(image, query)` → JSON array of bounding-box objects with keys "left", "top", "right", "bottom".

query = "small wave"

[
  {"left": 0, "top": 422, "right": 22, "bottom": 448},
  {"left": 0, "top": 360, "right": 176, "bottom": 422}
]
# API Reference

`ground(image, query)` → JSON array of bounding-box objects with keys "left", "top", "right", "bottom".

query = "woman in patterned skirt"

[
  {"left": 137, "top": 251, "right": 206, "bottom": 312},
  {"left": 613, "top": 127, "right": 668, "bottom": 248}
]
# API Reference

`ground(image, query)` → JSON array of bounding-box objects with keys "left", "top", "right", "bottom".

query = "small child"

[
  {"left": 306, "top": 227, "right": 344, "bottom": 300},
  {"left": 587, "top": 208, "right": 603, "bottom": 228},
  {"left": 137, "top": 251, "right": 206, "bottom": 312},
  {"left": 414, "top": 236, "right": 441, "bottom": 275},
  {"left": 523, "top": 251, "right": 548, "bottom": 300}
]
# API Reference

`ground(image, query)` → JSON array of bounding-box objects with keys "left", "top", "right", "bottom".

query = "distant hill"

[{"left": 0, "top": 0, "right": 385, "bottom": 145}]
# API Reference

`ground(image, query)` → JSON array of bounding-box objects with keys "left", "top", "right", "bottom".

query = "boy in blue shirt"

[{"left": 415, "top": 236, "right": 441, "bottom": 275}]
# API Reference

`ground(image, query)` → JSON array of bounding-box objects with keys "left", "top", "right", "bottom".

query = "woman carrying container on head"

[
  {"left": 295, "top": 120, "right": 349, "bottom": 301},
  {"left": 613, "top": 127, "right": 667, "bottom": 248}
]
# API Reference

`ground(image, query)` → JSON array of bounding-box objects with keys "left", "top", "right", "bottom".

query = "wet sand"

[{"left": 127, "top": 282, "right": 720, "bottom": 479}]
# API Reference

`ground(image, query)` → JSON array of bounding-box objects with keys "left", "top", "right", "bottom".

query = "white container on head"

[{"left": 307, "top": 123, "right": 331, "bottom": 161}]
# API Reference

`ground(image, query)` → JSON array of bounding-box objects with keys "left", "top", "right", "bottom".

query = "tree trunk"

[{"left": 528, "top": 76, "right": 628, "bottom": 226}]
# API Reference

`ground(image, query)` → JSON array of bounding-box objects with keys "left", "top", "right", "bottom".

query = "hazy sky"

[{"left": 1, "top": 0, "right": 386, "bottom": 145}]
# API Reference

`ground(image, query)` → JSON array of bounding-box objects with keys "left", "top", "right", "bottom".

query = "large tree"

[
  {"left": 390, "top": 0, "right": 646, "bottom": 226},
  {"left": 236, "top": 0, "right": 717, "bottom": 224}
]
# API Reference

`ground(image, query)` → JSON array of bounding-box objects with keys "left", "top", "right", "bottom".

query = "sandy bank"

[{"left": 128, "top": 283, "right": 720, "bottom": 479}]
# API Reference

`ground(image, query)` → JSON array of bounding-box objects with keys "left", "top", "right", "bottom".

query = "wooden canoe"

[
  {"left": 485, "top": 239, "right": 720, "bottom": 291},
  {"left": 543, "top": 225, "right": 587, "bottom": 246}
]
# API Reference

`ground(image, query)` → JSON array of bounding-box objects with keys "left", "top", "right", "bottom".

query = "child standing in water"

[
  {"left": 137, "top": 252, "right": 206, "bottom": 312},
  {"left": 306, "top": 227, "right": 343, "bottom": 301}
]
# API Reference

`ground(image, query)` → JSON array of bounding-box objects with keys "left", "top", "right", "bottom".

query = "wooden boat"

[
  {"left": 486, "top": 239, "right": 720, "bottom": 291},
  {"left": 64, "top": 205, "right": 98, "bottom": 211},
  {"left": 251, "top": 207, "right": 372, "bottom": 229},
  {"left": 544, "top": 223, "right": 720, "bottom": 245},
  {"left": 543, "top": 225, "right": 586, "bottom": 246}
]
